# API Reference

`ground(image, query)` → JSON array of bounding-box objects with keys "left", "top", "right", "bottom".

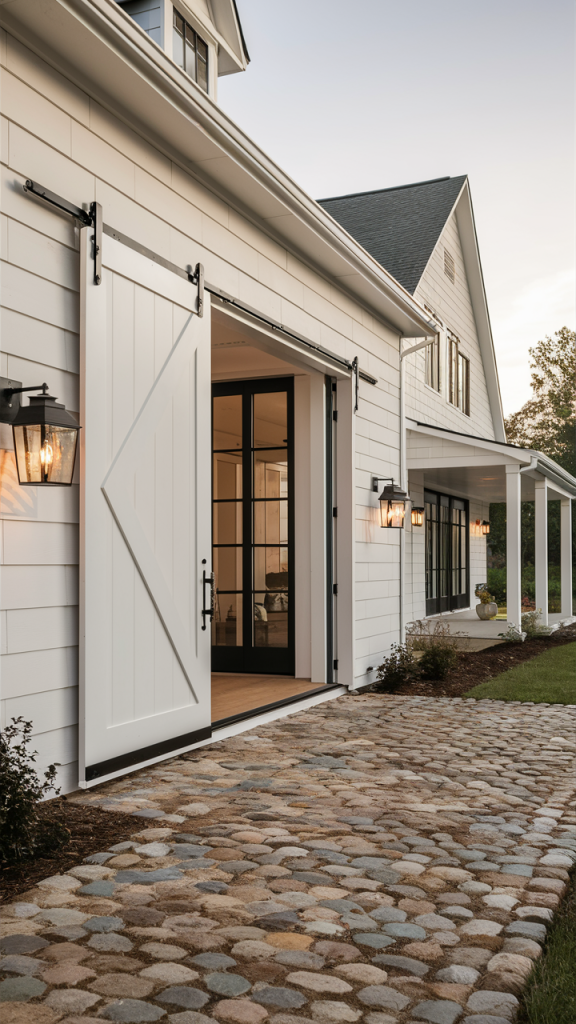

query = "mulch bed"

[
  {"left": 0, "top": 800, "right": 139, "bottom": 905},
  {"left": 392, "top": 621, "right": 576, "bottom": 698}
]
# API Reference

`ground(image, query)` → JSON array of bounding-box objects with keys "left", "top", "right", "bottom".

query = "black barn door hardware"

[
  {"left": 201, "top": 569, "right": 215, "bottom": 631},
  {"left": 22, "top": 180, "right": 204, "bottom": 312}
]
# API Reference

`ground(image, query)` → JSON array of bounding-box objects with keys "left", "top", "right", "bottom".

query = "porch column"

[
  {"left": 534, "top": 477, "right": 548, "bottom": 625},
  {"left": 560, "top": 498, "right": 573, "bottom": 619},
  {"left": 506, "top": 465, "right": 522, "bottom": 628}
]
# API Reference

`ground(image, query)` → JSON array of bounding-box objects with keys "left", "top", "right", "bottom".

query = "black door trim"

[
  {"left": 212, "top": 377, "right": 295, "bottom": 675},
  {"left": 425, "top": 490, "right": 469, "bottom": 616}
]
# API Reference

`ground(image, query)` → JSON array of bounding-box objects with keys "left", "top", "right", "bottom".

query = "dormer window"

[{"left": 173, "top": 10, "right": 208, "bottom": 92}]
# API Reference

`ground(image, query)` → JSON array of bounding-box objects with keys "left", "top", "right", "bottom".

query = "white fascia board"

[
  {"left": 1, "top": 0, "right": 434, "bottom": 340},
  {"left": 210, "top": 0, "right": 249, "bottom": 72}
]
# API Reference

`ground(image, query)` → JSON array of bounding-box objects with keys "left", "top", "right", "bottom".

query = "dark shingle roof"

[{"left": 318, "top": 175, "right": 467, "bottom": 294}]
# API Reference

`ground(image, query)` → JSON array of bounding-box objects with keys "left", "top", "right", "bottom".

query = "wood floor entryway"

[{"left": 211, "top": 673, "right": 323, "bottom": 724}]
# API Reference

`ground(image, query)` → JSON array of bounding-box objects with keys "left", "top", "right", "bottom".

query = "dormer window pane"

[
  {"left": 172, "top": 8, "right": 209, "bottom": 92},
  {"left": 197, "top": 37, "right": 208, "bottom": 91},
  {"left": 173, "top": 11, "right": 184, "bottom": 67}
]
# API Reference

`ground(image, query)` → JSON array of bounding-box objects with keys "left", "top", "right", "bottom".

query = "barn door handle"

[{"left": 202, "top": 570, "right": 214, "bottom": 631}]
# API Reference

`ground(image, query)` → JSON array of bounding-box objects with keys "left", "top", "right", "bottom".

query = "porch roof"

[{"left": 407, "top": 419, "right": 576, "bottom": 502}]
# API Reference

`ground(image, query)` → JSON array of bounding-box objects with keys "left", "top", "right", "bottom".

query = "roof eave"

[{"left": 0, "top": 0, "right": 433, "bottom": 339}]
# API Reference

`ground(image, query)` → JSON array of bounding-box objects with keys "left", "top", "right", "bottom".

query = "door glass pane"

[
  {"left": 213, "top": 594, "right": 242, "bottom": 647},
  {"left": 254, "top": 500, "right": 288, "bottom": 545},
  {"left": 254, "top": 546, "right": 288, "bottom": 593},
  {"left": 213, "top": 453, "right": 242, "bottom": 501},
  {"left": 213, "top": 546, "right": 242, "bottom": 593},
  {"left": 253, "top": 392, "right": 287, "bottom": 447},
  {"left": 214, "top": 394, "right": 242, "bottom": 451},
  {"left": 254, "top": 591, "right": 288, "bottom": 648},
  {"left": 213, "top": 501, "right": 242, "bottom": 545},
  {"left": 253, "top": 451, "right": 288, "bottom": 498}
]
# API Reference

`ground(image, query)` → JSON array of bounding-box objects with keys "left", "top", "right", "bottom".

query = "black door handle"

[{"left": 202, "top": 570, "right": 214, "bottom": 631}]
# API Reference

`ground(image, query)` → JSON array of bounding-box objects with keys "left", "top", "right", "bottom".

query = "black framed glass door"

[
  {"left": 425, "top": 490, "right": 468, "bottom": 615},
  {"left": 212, "top": 378, "right": 295, "bottom": 674}
]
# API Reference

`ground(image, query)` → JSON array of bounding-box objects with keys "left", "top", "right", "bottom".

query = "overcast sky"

[{"left": 219, "top": 0, "right": 575, "bottom": 416}]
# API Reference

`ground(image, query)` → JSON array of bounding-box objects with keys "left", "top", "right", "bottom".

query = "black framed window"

[
  {"left": 425, "top": 490, "right": 468, "bottom": 615},
  {"left": 173, "top": 9, "right": 208, "bottom": 92},
  {"left": 448, "top": 333, "right": 470, "bottom": 415},
  {"left": 212, "top": 378, "right": 294, "bottom": 675}
]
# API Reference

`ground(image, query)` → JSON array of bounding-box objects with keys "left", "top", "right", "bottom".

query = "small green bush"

[
  {"left": 373, "top": 643, "right": 416, "bottom": 692},
  {"left": 0, "top": 717, "right": 65, "bottom": 865},
  {"left": 418, "top": 642, "right": 459, "bottom": 680},
  {"left": 522, "top": 609, "right": 553, "bottom": 640}
]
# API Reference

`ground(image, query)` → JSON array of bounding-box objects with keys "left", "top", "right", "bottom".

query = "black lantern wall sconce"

[
  {"left": 373, "top": 477, "right": 410, "bottom": 529},
  {"left": 0, "top": 378, "right": 80, "bottom": 486},
  {"left": 411, "top": 507, "right": 425, "bottom": 527}
]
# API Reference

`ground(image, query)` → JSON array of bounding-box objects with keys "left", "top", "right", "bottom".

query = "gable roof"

[{"left": 318, "top": 175, "right": 467, "bottom": 294}]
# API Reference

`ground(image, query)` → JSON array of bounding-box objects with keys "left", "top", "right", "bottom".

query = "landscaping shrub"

[
  {"left": 373, "top": 643, "right": 416, "bottom": 692},
  {"left": 488, "top": 565, "right": 562, "bottom": 609},
  {"left": 418, "top": 641, "right": 459, "bottom": 680},
  {"left": 522, "top": 609, "right": 553, "bottom": 640},
  {"left": 0, "top": 717, "right": 66, "bottom": 864}
]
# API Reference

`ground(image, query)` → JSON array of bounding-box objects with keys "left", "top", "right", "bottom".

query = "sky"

[{"left": 219, "top": 0, "right": 575, "bottom": 416}]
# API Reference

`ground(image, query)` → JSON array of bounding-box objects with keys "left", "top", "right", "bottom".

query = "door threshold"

[{"left": 212, "top": 683, "right": 341, "bottom": 729}]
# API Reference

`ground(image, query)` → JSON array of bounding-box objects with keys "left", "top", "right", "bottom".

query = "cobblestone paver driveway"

[{"left": 2, "top": 693, "right": 575, "bottom": 1024}]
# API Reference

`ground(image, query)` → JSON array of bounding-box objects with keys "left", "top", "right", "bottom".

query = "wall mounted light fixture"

[
  {"left": 411, "top": 506, "right": 425, "bottom": 527},
  {"left": 472, "top": 518, "right": 490, "bottom": 537},
  {"left": 0, "top": 378, "right": 80, "bottom": 486},
  {"left": 373, "top": 477, "right": 409, "bottom": 528}
]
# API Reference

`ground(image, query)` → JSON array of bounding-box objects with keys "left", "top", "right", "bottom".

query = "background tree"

[
  {"left": 504, "top": 327, "right": 575, "bottom": 474},
  {"left": 488, "top": 327, "right": 575, "bottom": 611}
]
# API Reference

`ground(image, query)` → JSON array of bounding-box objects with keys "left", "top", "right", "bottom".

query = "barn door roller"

[{"left": 23, "top": 180, "right": 204, "bottom": 314}]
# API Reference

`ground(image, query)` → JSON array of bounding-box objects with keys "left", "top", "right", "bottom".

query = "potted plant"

[{"left": 475, "top": 584, "right": 498, "bottom": 620}]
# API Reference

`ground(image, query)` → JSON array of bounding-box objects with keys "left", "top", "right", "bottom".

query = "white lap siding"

[
  {"left": 0, "top": 28, "right": 409, "bottom": 783},
  {"left": 407, "top": 212, "right": 496, "bottom": 441}
]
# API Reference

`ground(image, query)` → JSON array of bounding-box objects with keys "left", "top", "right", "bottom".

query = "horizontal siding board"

[
  {"left": 1, "top": 307, "right": 79, "bottom": 373},
  {"left": 2, "top": 685, "right": 78, "bottom": 734},
  {"left": 6, "top": 605, "right": 78, "bottom": 653},
  {"left": 1, "top": 646, "right": 77, "bottom": 699},
  {"left": 2, "top": 521, "right": 78, "bottom": 565},
  {"left": 1, "top": 564, "right": 78, "bottom": 609},
  {"left": 1, "top": 261, "right": 78, "bottom": 332}
]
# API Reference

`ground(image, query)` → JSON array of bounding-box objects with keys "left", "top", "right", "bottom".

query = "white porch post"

[
  {"left": 506, "top": 465, "right": 522, "bottom": 628},
  {"left": 560, "top": 498, "right": 573, "bottom": 619},
  {"left": 534, "top": 478, "right": 548, "bottom": 624}
]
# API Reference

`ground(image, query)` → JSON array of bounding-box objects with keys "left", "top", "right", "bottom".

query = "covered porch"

[{"left": 406, "top": 420, "right": 576, "bottom": 632}]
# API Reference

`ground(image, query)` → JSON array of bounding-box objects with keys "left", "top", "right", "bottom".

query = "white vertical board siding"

[
  {"left": 79, "top": 231, "right": 211, "bottom": 781},
  {"left": 408, "top": 213, "right": 495, "bottom": 441}
]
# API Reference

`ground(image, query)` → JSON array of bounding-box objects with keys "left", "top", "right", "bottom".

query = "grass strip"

[
  {"left": 517, "top": 870, "right": 576, "bottom": 1024},
  {"left": 464, "top": 642, "right": 576, "bottom": 704}
]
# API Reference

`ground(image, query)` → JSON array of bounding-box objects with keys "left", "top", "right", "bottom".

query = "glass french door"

[
  {"left": 212, "top": 378, "right": 295, "bottom": 674},
  {"left": 425, "top": 491, "right": 469, "bottom": 615}
]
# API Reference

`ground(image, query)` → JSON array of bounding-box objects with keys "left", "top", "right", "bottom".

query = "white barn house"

[{"left": 0, "top": 0, "right": 574, "bottom": 794}]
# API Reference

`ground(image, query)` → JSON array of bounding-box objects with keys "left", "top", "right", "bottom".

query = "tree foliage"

[{"left": 504, "top": 327, "right": 576, "bottom": 474}]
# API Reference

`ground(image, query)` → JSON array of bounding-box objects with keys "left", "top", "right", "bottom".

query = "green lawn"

[
  {"left": 517, "top": 870, "right": 576, "bottom": 1024},
  {"left": 464, "top": 642, "right": 576, "bottom": 704}
]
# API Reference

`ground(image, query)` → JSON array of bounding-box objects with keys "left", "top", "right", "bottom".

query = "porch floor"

[
  {"left": 211, "top": 673, "right": 324, "bottom": 723},
  {"left": 409, "top": 608, "right": 568, "bottom": 650}
]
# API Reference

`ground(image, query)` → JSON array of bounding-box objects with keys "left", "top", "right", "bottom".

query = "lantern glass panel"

[
  {"left": 380, "top": 498, "right": 405, "bottom": 528},
  {"left": 411, "top": 507, "right": 424, "bottom": 527},
  {"left": 13, "top": 423, "right": 78, "bottom": 485}
]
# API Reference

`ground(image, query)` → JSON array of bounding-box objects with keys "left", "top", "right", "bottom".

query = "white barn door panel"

[{"left": 79, "top": 228, "right": 211, "bottom": 785}]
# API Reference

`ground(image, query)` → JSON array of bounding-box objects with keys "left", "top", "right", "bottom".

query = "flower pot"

[{"left": 476, "top": 602, "right": 498, "bottom": 620}]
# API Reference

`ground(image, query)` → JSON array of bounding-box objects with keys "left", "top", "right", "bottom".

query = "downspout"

[{"left": 399, "top": 335, "right": 438, "bottom": 641}]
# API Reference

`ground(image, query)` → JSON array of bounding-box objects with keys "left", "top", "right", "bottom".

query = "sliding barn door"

[{"left": 79, "top": 228, "right": 211, "bottom": 785}]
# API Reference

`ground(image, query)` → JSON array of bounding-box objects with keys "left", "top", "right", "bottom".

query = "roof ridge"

[{"left": 318, "top": 175, "right": 466, "bottom": 204}]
